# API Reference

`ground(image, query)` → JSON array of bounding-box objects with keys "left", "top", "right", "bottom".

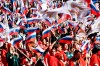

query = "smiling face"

[
  {"left": 57, "top": 45, "right": 62, "bottom": 52},
  {"left": 51, "top": 49, "right": 56, "bottom": 56}
]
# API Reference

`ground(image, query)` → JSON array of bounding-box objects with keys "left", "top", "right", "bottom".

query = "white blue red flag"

[{"left": 59, "top": 36, "right": 73, "bottom": 44}]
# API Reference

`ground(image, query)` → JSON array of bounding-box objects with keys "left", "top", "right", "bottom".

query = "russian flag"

[
  {"left": 74, "top": 24, "right": 80, "bottom": 34},
  {"left": 59, "top": 36, "right": 73, "bottom": 44},
  {"left": 33, "top": 46, "right": 45, "bottom": 54},
  {"left": 9, "top": 27, "right": 20, "bottom": 35},
  {"left": 90, "top": 1, "right": 100, "bottom": 17},
  {"left": 87, "top": 16, "right": 94, "bottom": 21},
  {"left": 31, "top": 8, "right": 37, "bottom": 11},
  {"left": 45, "top": 18, "right": 52, "bottom": 26},
  {"left": 58, "top": 14, "right": 66, "bottom": 24},
  {"left": 42, "top": 26, "right": 53, "bottom": 38},
  {"left": 11, "top": 35, "right": 23, "bottom": 46},
  {"left": 16, "top": 19, "right": 23, "bottom": 26},
  {"left": 68, "top": 22, "right": 74, "bottom": 28},
  {"left": 0, "top": 23, "right": 5, "bottom": 32},
  {"left": 25, "top": 27, "right": 39, "bottom": 35},
  {"left": 80, "top": 40, "right": 90, "bottom": 52},
  {"left": 84, "top": 0, "right": 91, "bottom": 7},
  {"left": 26, "top": 32, "right": 36, "bottom": 43},
  {"left": 2, "top": 7, "right": 12, "bottom": 14},
  {"left": 0, "top": 37, "right": 5, "bottom": 42},
  {"left": 27, "top": 18, "right": 41, "bottom": 24},
  {"left": 22, "top": 7, "right": 28, "bottom": 15}
]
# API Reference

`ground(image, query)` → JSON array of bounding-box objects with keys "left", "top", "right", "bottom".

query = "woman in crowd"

[{"left": 6, "top": 44, "right": 19, "bottom": 66}]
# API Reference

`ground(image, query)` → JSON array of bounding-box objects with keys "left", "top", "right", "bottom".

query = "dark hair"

[
  {"left": 74, "top": 50, "right": 80, "bottom": 55},
  {"left": 92, "top": 44, "right": 100, "bottom": 54}
]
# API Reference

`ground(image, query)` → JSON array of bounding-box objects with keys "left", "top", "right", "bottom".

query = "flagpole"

[{"left": 14, "top": 46, "right": 31, "bottom": 61}]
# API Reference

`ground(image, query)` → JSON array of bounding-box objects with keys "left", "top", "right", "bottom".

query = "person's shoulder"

[
  {"left": 90, "top": 54, "right": 98, "bottom": 59},
  {"left": 92, "top": 54, "right": 98, "bottom": 57}
]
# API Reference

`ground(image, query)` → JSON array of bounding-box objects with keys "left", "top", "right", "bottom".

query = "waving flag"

[
  {"left": 27, "top": 18, "right": 41, "bottom": 24},
  {"left": 16, "top": 19, "right": 23, "bottom": 26},
  {"left": 58, "top": 14, "right": 66, "bottom": 24},
  {"left": 59, "top": 36, "right": 73, "bottom": 44},
  {"left": 25, "top": 27, "right": 39, "bottom": 35},
  {"left": 86, "top": 0, "right": 100, "bottom": 17},
  {"left": 33, "top": 46, "right": 45, "bottom": 54},
  {"left": 26, "top": 32, "right": 36, "bottom": 43},
  {"left": 90, "top": 4, "right": 99, "bottom": 17},
  {"left": 85, "top": 0, "right": 91, "bottom": 7},
  {"left": 44, "top": 18, "right": 52, "bottom": 26},
  {"left": 0, "top": 23, "right": 5, "bottom": 32},
  {"left": 0, "top": 37, "right": 5, "bottom": 42},
  {"left": 42, "top": 26, "right": 55, "bottom": 38},
  {"left": 9, "top": 27, "right": 20, "bottom": 35},
  {"left": 11, "top": 35, "right": 23, "bottom": 46},
  {"left": 80, "top": 40, "right": 90, "bottom": 53},
  {"left": 67, "top": 22, "right": 75, "bottom": 28},
  {"left": 22, "top": 7, "right": 28, "bottom": 15},
  {"left": 2, "top": 7, "right": 12, "bottom": 14}
]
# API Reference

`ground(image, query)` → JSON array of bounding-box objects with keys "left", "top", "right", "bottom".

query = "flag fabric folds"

[
  {"left": 42, "top": 26, "right": 54, "bottom": 38},
  {"left": 90, "top": 3, "right": 99, "bottom": 17},
  {"left": 0, "top": 37, "right": 5, "bottom": 42},
  {"left": 11, "top": 35, "right": 23, "bottom": 46},
  {"left": 27, "top": 18, "right": 41, "bottom": 24},
  {"left": 25, "top": 27, "right": 39, "bottom": 35},
  {"left": 0, "top": 23, "right": 5, "bottom": 32},
  {"left": 44, "top": 18, "right": 52, "bottom": 26},
  {"left": 26, "top": 32, "right": 36, "bottom": 43},
  {"left": 2, "top": 7, "right": 12, "bottom": 14},
  {"left": 59, "top": 36, "right": 73, "bottom": 44},
  {"left": 9, "top": 27, "right": 20, "bottom": 35}
]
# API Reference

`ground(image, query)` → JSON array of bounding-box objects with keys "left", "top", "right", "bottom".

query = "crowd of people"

[{"left": 0, "top": 0, "right": 100, "bottom": 66}]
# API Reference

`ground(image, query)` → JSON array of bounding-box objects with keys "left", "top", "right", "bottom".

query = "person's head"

[
  {"left": 73, "top": 50, "right": 81, "bottom": 60},
  {"left": 3, "top": 42, "right": 8, "bottom": 49},
  {"left": 63, "top": 44, "right": 68, "bottom": 50},
  {"left": 51, "top": 48, "right": 56, "bottom": 56},
  {"left": 55, "top": 44, "right": 62, "bottom": 52},
  {"left": 9, "top": 45, "right": 15, "bottom": 54},
  {"left": 18, "top": 41, "right": 23, "bottom": 49},
  {"left": 92, "top": 44, "right": 100, "bottom": 54}
]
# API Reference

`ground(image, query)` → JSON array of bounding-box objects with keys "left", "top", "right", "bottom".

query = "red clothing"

[
  {"left": 90, "top": 54, "right": 100, "bottom": 66},
  {"left": 59, "top": 60, "right": 65, "bottom": 66},
  {"left": 44, "top": 53, "right": 50, "bottom": 66},
  {"left": 1, "top": 49, "right": 8, "bottom": 66},
  {"left": 98, "top": 57, "right": 100, "bottom": 66},
  {"left": 55, "top": 51, "right": 68, "bottom": 62},
  {"left": 31, "top": 57, "right": 36, "bottom": 63},
  {"left": 69, "top": 57, "right": 86, "bottom": 66},
  {"left": 48, "top": 56, "right": 59, "bottom": 66},
  {"left": 21, "top": 58, "right": 29, "bottom": 66},
  {"left": 44, "top": 53, "right": 61, "bottom": 66}
]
